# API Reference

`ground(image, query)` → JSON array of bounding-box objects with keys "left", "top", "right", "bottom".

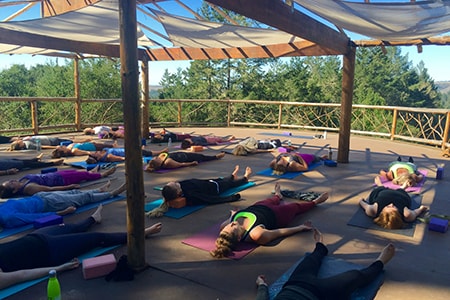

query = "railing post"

[
  {"left": 277, "top": 103, "right": 283, "bottom": 129},
  {"left": 390, "top": 108, "right": 398, "bottom": 141},
  {"left": 177, "top": 100, "right": 182, "bottom": 126},
  {"left": 442, "top": 111, "right": 450, "bottom": 150},
  {"left": 140, "top": 59, "right": 149, "bottom": 139},
  {"left": 31, "top": 100, "right": 38, "bottom": 135},
  {"left": 227, "top": 100, "right": 231, "bottom": 127},
  {"left": 74, "top": 57, "right": 81, "bottom": 131}
]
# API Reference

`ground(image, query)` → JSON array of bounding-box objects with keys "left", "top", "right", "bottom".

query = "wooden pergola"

[{"left": 1, "top": 0, "right": 449, "bottom": 270}]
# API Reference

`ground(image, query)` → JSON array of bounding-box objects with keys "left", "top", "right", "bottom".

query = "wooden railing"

[{"left": 1, "top": 97, "right": 449, "bottom": 149}]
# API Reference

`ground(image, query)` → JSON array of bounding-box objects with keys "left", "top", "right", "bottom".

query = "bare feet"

[
  {"left": 111, "top": 183, "right": 126, "bottom": 196},
  {"left": 244, "top": 166, "right": 252, "bottom": 180},
  {"left": 313, "top": 228, "right": 323, "bottom": 243},
  {"left": 216, "top": 152, "right": 225, "bottom": 159},
  {"left": 57, "top": 206, "right": 76, "bottom": 216},
  {"left": 145, "top": 222, "right": 162, "bottom": 237},
  {"left": 98, "top": 180, "right": 111, "bottom": 192},
  {"left": 274, "top": 182, "right": 282, "bottom": 199},
  {"left": 377, "top": 243, "right": 395, "bottom": 265},
  {"left": 313, "top": 192, "right": 329, "bottom": 205},
  {"left": 101, "top": 166, "right": 117, "bottom": 177},
  {"left": 91, "top": 204, "right": 103, "bottom": 223},
  {"left": 232, "top": 165, "right": 240, "bottom": 180}
]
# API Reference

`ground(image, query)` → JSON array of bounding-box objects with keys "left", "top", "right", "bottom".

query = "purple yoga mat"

[
  {"left": 182, "top": 222, "right": 258, "bottom": 260},
  {"left": 375, "top": 169, "right": 428, "bottom": 193}
]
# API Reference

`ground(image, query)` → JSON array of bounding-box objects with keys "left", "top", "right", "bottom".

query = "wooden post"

[
  {"left": 31, "top": 100, "right": 38, "bottom": 135},
  {"left": 390, "top": 108, "right": 398, "bottom": 141},
  {"left": 141, "top": 59, "right": 150, "bottom": 140},
  {"left": 277, "top": 103, "right": 283, "bottom": 129},
  {"left": 227, "top": 100, "right": 231, "bottom": 127},
  {"left": 338, "top": 46, "right": 356, "bottom": 163},
  {"left": 177, "top": 101, "right": 182, "bottom": 126},
  {"left": 74, "top": 57, "right": 82, "bottom": 131},
  {"left": 119, "top": 0, "right": 146, "bottom": 271},
  {"left": 442, "top": 111, "right": 450, "bottom": 150}
]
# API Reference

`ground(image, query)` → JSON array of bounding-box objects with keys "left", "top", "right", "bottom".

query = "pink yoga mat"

[
  {"left": 376, "top": 169, "right": 428, "bottom": 193},
  {"left": 182, "top": 222, "right": 257, "bottom": 260}
]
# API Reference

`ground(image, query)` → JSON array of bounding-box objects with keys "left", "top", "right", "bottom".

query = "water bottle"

[
  {"left": 36, "top": 138, "right": 41, "bottom": 152},
  {"left": 287, "top": 140, "right": 292, "bottom": 147},
  {"left": 436, "top": 165, "right": 444, "bottom": 180},
  {"left": 47, "top": 269, "right": 61, "bottom": 300},
  {"left": 168, "top": 137, "right": 172, "bottom": 148},
  {"left": 328, "top": 146, "right": 333, "bottom": 161}
]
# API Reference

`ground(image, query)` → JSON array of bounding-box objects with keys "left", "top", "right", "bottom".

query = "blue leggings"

[
  {"left": 279, "top": 243, "right": 384, "bottom": 300},
  {"left": 34, "top": 217, "right": 126, "bottom": 266}
]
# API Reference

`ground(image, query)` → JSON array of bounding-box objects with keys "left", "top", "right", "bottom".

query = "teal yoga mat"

[
  {"left": 256, "top": 161, "right": 323, "bottom": 179},
  {"left": 147, "top": 181, "right": 256, "bottom": 219},
  {"left": 0, "top": 246, "right": 119, "bottom": 299},
  {"left": 269, "top": 254, "right": 384, "bottom": 300}
]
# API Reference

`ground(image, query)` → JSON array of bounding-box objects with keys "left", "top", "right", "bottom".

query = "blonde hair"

[
  {"left": 232, "top": 145, "right": 248, "bottom": 156},
  {"left": 146, "top": 200, "right": 169, "bottom": 218},
  {"left": 392, "top": 174, "right": 416, "bottom": 187},
  {"left": 210, "top": 231, "right": 240, "bottom": 258},
  {"left": 374, "top": 209, "right": 404, "bottom": 229}
]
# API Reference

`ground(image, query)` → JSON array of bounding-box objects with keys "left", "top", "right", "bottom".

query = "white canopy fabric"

[
  {"left": 295, "top": 0, "right": 450, "bottom": 41},
  {"left": 0, "top": 0, "right": 153, "bottom": 55},
  {"left": 152, "top": 9, "right": 303, "bottom": 48}
]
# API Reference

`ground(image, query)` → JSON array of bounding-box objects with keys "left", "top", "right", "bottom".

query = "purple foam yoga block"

[
  {"left": 33, "top": 215, "right": 63, "bottom": 229},
  {"left": 428, "top": 217, "right": 448, "bottom": 233}
]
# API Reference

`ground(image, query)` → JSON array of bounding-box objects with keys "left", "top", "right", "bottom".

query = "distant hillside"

[{"left": 436, "top": 81, "right": 450, "bottom": 94}]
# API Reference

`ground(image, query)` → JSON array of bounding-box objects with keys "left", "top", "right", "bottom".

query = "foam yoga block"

[
  {"left": 428, "top": 217, "right": 448, "bottom": 233},
  {"left": 82, "top": 254, "right": 117, "bottom": 279},
  {"left": 33, "top": 215, "right": 63, "bottom": 229}
]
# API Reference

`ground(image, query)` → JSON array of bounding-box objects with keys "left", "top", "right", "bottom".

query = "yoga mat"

[
  {"left": 258, "top": 132, "right": 314, "bottom": 140},
  {"left": 182, "top": 222, "right": 257, "bottom": 260},
  {"left": 256, "top": 161, "right": 323, "bottom": 179},
  {"left": 147, "top": 182, "right": 256, "bottom": 219},
  {"left": 0, "top": 246, "right": 119, "bottom": 299},
  {"left": 268, "top": 254, "right": 384, "bottom": 300},
  {"left": 67, "top": 161, "right": 122, "bottom": 170},
  {"left": 0, "top": 195, "right": 125, "bottom": 239},
  {"left": 347, "top": 195, "right": 422, "bottom": 237},
  {"left": 375, "top": 170, "right": 428, "bottom": 193}
]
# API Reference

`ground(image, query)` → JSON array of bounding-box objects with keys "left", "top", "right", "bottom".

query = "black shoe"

[{"left": 408, "top": 156, "right": 414, "bottom": 163}]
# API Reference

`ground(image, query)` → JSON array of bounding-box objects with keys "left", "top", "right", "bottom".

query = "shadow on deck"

[{"left": 1, "top": 127, "right": 449, "bottom": 300}]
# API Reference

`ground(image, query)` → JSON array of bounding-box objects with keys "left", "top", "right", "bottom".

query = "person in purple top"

[{"left": 0, "top": 166, "right": 116, "bottom": 198}]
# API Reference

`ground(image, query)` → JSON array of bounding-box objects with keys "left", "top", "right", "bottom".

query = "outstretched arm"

[
  {"left": 249, "top": 222, "right": 313, "bottom": 245},
  {"left": 0, "top": 259, "right": 79, "bottom": 290},
  {"left": 404, "top": 205, "right": 428, "bottom": 222},
  {"left": 163, "top": 158, "right": 198, "bottom": 169}
]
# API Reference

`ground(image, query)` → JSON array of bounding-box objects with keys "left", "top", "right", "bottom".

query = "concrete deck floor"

[{"left": 1, "top": 127, "right": 449, "bottom": 300}]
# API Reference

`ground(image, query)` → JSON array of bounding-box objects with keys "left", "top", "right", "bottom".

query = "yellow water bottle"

[{"left": 47, "top": 269, "right": 61, "bottom": 300}]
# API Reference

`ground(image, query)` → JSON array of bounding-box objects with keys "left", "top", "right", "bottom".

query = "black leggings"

[
  {"left": 281, "top": 243, "right": 384, "bottom": 300},
  {"left": 19, "top": 158, "right": 57, "bottom": 170},
  {"left": 35, "top": 217, "right": 127, "bottom": 266}
]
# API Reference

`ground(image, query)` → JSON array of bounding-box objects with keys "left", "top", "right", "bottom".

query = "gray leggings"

[{"left": 38, "top": 189, "right": 113, "bottom": 211}]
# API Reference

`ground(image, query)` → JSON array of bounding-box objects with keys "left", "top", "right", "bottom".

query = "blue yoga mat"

[
  {"left": 68, "top": 161, "right": 122, "bottom": 170},
  {"left": 147, "top": 181, "right": 256, "bottom": 219},
  {"left": 0, "top": 246, "right": 119, "bottom": 299},
  {"left": 258, "top": 132, "right": 314, "bottom": 140},
  {"left": 269, "top": 254, "right": 384, "bottom": 300},
  {"left": 0, "top": 195, "right": 126, "bottom": 240},
  {"left": 256, "top": 161, "right": 323, "bottom": 179}
]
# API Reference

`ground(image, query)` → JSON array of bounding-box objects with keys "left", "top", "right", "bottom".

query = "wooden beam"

[
  {"left": 354, "top": 36, "right": 450, "bottom": 47},
  {"left": 206, "top": 0, "right": 350, "bottom": 54},
  {"left": 42, "top": 0, "right": 101, "bottom": 16}
]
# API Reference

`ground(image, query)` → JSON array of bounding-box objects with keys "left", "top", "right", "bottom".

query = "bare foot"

[
  {"left": 232, "top": 165, "right": 240, "bottom": 180},
  {"left": 244, "top": 166, "right": 252, "bottom": 180},
  {"left": 377, "top": 243, "right": 395, "bottom": 265},
  {"left": 313, "top": 228, "right": 323, "bottom": 243},
  {"left": 313, "top": 192, "right": 329, "bottom": 205},
  {"left": 216, "top": 152, "right": 225, "bottom": 159},
  {"left": 98, "top": 180, "right": 111, "bottom": 192},
  {"left": 53, "top": 159, "right": 64, "bottom": 166},
  {"left": 57, "top": 206, "right": 76, "bottom": 216},
  {"left": 101, "top": 166, "right": 117, "bottom": 177},
  {"left": 111, "top": 183, "right": 126, "bottom": 196},
  {"left": 91, "top": 204, "right": 103, "bottom": 223},
  {"left": 145, "top": 222, "right": 162, "bottom": 237},
  {"left": 374, "top": 176, "right": 384, "bottom": 186},
  {"left": 274, "top": 182, "right": 282, "bottom": 199},
  {"left": 90, "top": 165, "right": 100, "bottom": 173}
]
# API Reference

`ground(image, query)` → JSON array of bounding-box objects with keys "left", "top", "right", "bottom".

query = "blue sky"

[{"left": 0, "top": 0, "right": 449, "bottom": 85}]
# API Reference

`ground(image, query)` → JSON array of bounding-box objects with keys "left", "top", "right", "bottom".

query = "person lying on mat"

[
  {"left": 0, "top": 205, "right": 162, "bottom": 289},
  {"left": 180, "top": 134, "right": 235, "bottom": 149},
  {"left": 231, "top": 137, "right": 283, "bottom": 156},
  {"left": 376, "top": 156, "right": 424, "bottom": 188},
  {"left": 0, "top": 155, "right": 64, "bottom": 176},
  {"left": 144, "top": 151, "right": 225, "bottom": 172},
  {"left": 359, "top": 186, "right": 428, "bottom": 229},
  {"left": 0, "top": 166, "right": 116, "bottom": 198},
  {"left": 269, "top": 150, "right": 327, "bottom": 175},
  {"left": 85, "top": 147, "right": 168, "bottom": 164},
  {"left": 147, "top": 165, "right": 252, "bottom": 218},
  {"left": 254, "top": 228, "right": 395, "bottom": 300},
  {"left": 51, "top": 140, "right": 119, "bottom": 158},
  {"left": 0, "top": 181, "right": 126, "bottom": 228},
  {"left": 210, "top": 183, "right": 328, "bottom": 258},
  {"left": 8, "top": 135, "right": 73, "bottom": 151}
]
